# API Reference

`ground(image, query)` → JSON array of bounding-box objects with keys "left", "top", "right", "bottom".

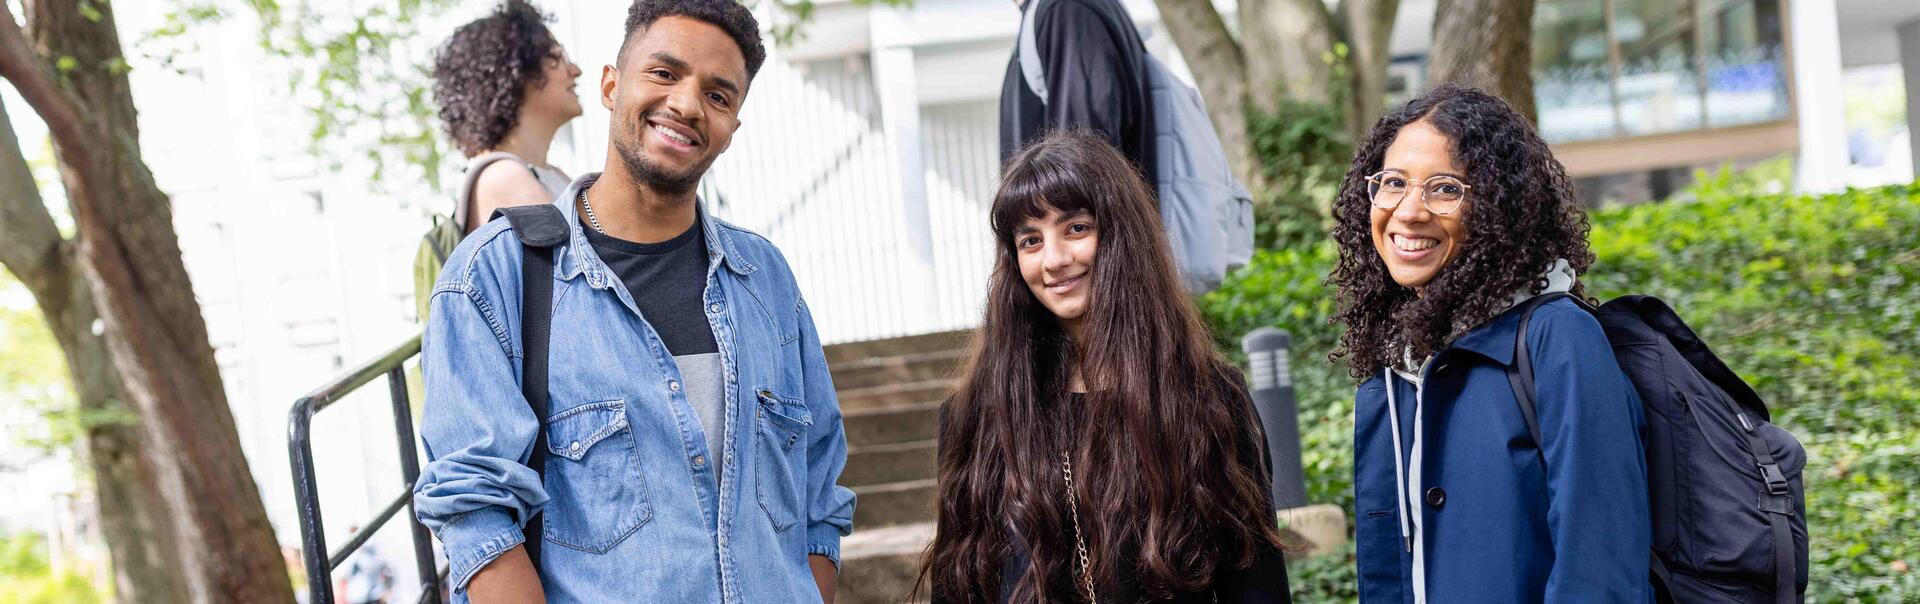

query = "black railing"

[{"left": 288, "top": 335, "right": 445, "bottom": 604}]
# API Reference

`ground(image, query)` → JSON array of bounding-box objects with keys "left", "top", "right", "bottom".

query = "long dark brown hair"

[
  {"left": 920, "top": 131, "right": 1281, "bottom": 602},
  {"left": 1329, "top": 83, "right": 1596, "bottom": 379}
]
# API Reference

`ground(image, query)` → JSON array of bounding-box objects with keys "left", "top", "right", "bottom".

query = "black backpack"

[{"left": 1508, "top": 294, "right": 1809, "bottom": 604}]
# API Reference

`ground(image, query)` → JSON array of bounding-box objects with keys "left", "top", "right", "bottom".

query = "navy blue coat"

[{"left": 1353, "top": 297, "right": 1655, "bottom": 603}]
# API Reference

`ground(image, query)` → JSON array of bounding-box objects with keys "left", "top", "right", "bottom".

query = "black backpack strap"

[
  {"left": 1733, "top": 400, "right": 1799, "bottom": 604},
  {"left": 493, "top": 204, "right": 568, "bottom": 566},
  {"left": 1506, "top": 292, "right": 1576, "bottom": 451}
]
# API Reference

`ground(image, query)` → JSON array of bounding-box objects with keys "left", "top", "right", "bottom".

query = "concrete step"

[
  {"left": 830, "top": 348, "right": 967, "bottom": 391},
  {"left": 842, "top": 439, "right": 937, "bottom": 488},
  {"left": 842, "top": 401, "right": 940, "bottom": 448},
  {"left": 837, "top": 379, "right": 956, "bottom": 412},
  {"left": 825, "top": 330, "right": 972, "bottom": 366},
  {"left": 853, "top": 478, "right": 936, "bottom": 530},
  {"left": 840, "top": 522, "right": 934, "bottom": 604}
]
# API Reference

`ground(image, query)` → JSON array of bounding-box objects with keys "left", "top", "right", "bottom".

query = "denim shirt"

[{"left": 413, "top": 173, "right": 856, "bottom": 603}]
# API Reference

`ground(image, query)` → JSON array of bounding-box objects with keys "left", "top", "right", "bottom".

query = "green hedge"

[{"left": 1201, "top": 180, "right": 1920, "bottom": 602}]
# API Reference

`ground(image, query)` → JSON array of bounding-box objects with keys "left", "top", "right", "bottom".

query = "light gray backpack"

[{"left": 1017, "top": 0, "right": 1255, "bottom": 293}]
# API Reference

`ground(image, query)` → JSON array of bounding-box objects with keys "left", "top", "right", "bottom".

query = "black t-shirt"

[{"left": 582, "top": 215, "right": 718, "bottom": 356}]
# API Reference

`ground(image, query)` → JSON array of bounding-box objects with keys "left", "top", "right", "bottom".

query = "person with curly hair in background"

[
  {"left": 1330, "top": 84, "right": 1653, "bottom": 603},
  {"left": 432, "top": 0, "right": 583, "bottom": 234}
]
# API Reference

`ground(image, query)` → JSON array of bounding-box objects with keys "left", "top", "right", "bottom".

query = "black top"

[
  {"left": 999, "top": 0, "right": 1157, "bottom": 191},
  {"left": 993, "top": 394, "right": 1294, "bottom": 603},
  {"left": 580, "top": 215, "right": 718, "bottom": 357}
]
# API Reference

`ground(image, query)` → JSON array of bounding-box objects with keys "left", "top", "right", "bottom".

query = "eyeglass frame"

[{"left": 1364, "top": 170, "right": 1473, "bottom": 215}]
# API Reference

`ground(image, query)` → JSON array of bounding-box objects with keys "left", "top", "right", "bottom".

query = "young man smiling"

[{"left": 412, "top": 1, "right": 856, "bottom": 602}]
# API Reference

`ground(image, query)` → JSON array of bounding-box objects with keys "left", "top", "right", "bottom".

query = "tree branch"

[
  {"left": 0, "top": 99, "right": 64, "bottom": 294},
  {"left": 1240, "top": 0, "right": 1338, "bottom": 107},
  {"left": 1336, "top": 0, "right": 1400, "bottom": 132},
  {"left": 0, "top": 2, "right": 108, "bottom": 235},
  {"left": 1429, "top": 0, "right": 1537, "bottom": 121}
]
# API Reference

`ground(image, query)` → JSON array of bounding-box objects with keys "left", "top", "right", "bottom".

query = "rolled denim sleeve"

[
  {"left": 412, "top": 284, "right": 548, "bottom": 592},
  {"left": 1531, "top": 304, "right": 1654, "bottom": 602},
  {"left": 796, "top": 297, "right": 857, "bottom": 567}
]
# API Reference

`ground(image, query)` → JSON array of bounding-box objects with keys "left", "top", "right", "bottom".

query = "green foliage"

[
  {"left": 1244, "top": 46, "right": 1355, "bottom": 253},
  {"left": 1202, "top": 178, "right": 1920, "bottom": 602},
  {"left": 1246, "top": 101, "right": 1351, "bottom": 252},
  {"left": 0, "top": 272, "right": 79, "bottom": 451},
  {"left": 0, "top": 533, "right": 106, "bottom": 604}
]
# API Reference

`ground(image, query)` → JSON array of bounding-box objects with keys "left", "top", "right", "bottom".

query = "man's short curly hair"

[
  {"left": 1328, "top": 83, "right": 1597, "bottom": 380},
  {"left": 431, "top": 0, "right": 559, "bottom": 157},
  {"left": 618, "top": 0, "right": 766, "bottom": 81}
]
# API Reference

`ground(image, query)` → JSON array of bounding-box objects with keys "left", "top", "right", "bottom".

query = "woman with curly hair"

[
  {"left": 921, "top": 131, "right": 1290, "bottom": 603},
  {"left": 1330, "top": 84, "right": 1652, "bottom": 603},
  {"left": 432, "top": 0, "right": 582, "bottom": 233}
]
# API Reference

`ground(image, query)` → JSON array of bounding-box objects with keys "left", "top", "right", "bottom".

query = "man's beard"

[{"left": 613, "top": 116, "right": 712, "bottom": 197}]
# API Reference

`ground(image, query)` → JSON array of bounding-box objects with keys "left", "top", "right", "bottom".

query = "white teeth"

[
  {"left": 655, "top": 124, "right": 692, "bottom": 145},
  {"left": 1394, "top": 235, "right": 1437, "bottom": 252}
]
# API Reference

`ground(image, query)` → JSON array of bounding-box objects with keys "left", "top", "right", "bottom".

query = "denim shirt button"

[
  {"left": 709, "top": 303, "right": 722, "bottom": 313},
  {"left": 693, "top": 455, "right": 706, "bottom": 467},
  {"left": 569, "top": 441, "right": 582, "bottom": 455},
  {"left": 669, "top": 380, "right": 681, "bottom": 392}
]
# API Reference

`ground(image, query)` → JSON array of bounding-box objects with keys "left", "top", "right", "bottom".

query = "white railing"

[{"left": 702, "top": 54, "right": 1001, "bottom": 345}]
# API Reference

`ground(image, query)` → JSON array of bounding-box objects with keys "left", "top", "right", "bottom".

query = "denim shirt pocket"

[
  {"left": 753, "top": 388, "right": 812, "bottom": 532},
  {"left": 541, "top": 400, "right": 652, "bottom": 554}
]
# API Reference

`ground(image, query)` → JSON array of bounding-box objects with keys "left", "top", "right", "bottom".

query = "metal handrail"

[{"left": 288, "top": 334, "right": 444, "bottom": 604}]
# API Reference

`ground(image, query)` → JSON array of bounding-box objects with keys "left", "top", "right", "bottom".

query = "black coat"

[{"left": 998, "top": 0, "right": 1158, "bottom": 190}]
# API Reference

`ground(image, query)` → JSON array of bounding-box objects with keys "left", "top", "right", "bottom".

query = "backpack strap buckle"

[{"left": 1758, "top": 463, "right": 1790, "bottom": 497}]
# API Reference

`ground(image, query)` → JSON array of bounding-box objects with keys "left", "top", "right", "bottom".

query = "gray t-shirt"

[{"left": 582, "top": 214, "right": 727, "bottom": 481}]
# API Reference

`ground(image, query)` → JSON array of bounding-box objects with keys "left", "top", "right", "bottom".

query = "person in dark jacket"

[
  {"left": 999, "top": 0, "right": 1156, "bottom": 191},
  {"left": 1328, "top": 84, "right": 1654, "bottom": 603},
  {"left": 919, "top": 131, "right": 1289, "bottom": 603}
]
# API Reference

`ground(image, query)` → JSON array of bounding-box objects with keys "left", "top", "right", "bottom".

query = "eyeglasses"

[{"left": 1366, "top": 171, "right": 1471, "bottom": 215}]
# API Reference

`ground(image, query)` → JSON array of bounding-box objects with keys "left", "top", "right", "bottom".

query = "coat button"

[{"left": 1425, "top": 487, "right": 1446, "bottom": 508}]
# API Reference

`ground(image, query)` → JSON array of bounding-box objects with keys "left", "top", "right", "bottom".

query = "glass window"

[
  {"left": 1528, "top": 0, "right": 1787, "bottom": 143},
  {"left": 1535, "top": 0, "right": 1615, "bottom": 142},
  {"left": 1614, "top": 0, "right": 1705, "bottom": 136},
  {"left": 1698, "top": 0, "right": 1790, "bottom": 127}
]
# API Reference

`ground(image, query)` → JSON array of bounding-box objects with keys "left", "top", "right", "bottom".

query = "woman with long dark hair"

[
  {"left": 921, "top": 131, "right": 1291, "bottom": 603},
  {"left": 1331, "top": 84, "right": 1651, "bottom": 602}
]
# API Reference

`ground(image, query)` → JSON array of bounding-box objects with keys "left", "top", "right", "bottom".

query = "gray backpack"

[{"left": 1017, "top": 0, "right": 1255, "bottom": 293}]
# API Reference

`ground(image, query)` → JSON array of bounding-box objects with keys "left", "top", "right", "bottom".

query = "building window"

[{"left": 1533, "top": 0, "right": 1787, "bottom": 143}]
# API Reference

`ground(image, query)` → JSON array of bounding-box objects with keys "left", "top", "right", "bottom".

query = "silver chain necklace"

[{"left": 579, "top": 186, "right": 605, "bottom": 234}]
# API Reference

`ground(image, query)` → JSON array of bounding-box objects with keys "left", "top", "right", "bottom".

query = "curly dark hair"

[
  {"left": 431, "top": 0, "right": 560, "bottom": 157},
  {"left": 619, "top": 0, "right": 766, "bottom": 80},
  {"left": 1328, "top": 83, "right": 1596, "bottom": 380}
]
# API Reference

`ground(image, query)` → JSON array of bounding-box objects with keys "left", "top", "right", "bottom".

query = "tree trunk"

[
  {"left": 1240, "top": 0, "right": 1338, "bottom": 108},
  {"left": 0, "top": 103, "right": 190, "bottom": 603},
  {"left": 1429, "top": 0, "right": 1538, "bottom": 121},
  {"left": 1152, "top": 0, "right": 1261, "bottom": 190},
  {"left": 1337, "top": 0, "right": 1402, "bottom": 133},
  {"left": 0, "top": 2, "right": 295, "bottom": 601}
]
